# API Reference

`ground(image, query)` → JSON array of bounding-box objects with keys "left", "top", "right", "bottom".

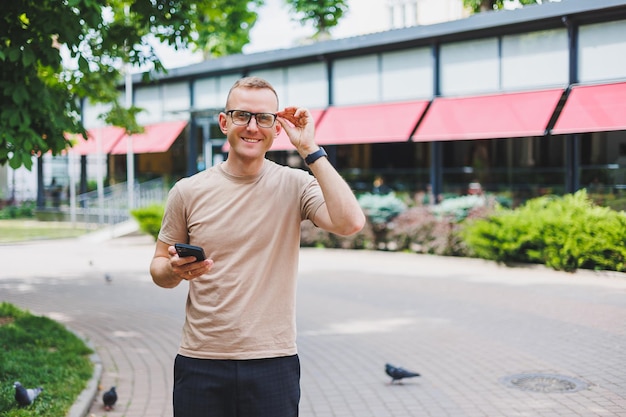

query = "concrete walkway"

[{"left": 1, "top": 233, "right": 626, "bottom": 416}]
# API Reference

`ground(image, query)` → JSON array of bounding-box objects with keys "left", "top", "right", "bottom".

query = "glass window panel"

[
  {"left": 194, "top": 78, "right": 220, "bottom": 109},
  {"left": 579, "top": 20, "right": 626, "bottom": 82},
  {"left": 441, "top": 137, "right": 566, "bottom": 204},
  {"left": 333, "top": 55, "right": 379, "bottom": 105},
  {"left": 381, "top": 47, "right": 433, "bottom": 100},
  {"left": 286, "top": 62, "right": 328, "bottom": 108},
  {"left": 440, "top": 38, "right": 499, "bottom": 96},
  {"left": 218, "top": 74, "right": 244, "bottom": 109},
  {"left": 135, "top": 86, "right": 162, "bottom": 125},
  {"left": 162, "top": 82, "right": 190, "bottom": 114},
  {"left": 82, "top": 101, "right": 112, "bottom": 129},
  {"left": 249, "top": 68, "right": 286, "bottom": 107},
  {"left": 580, "top": 131, "right": 626, "bottom": 196},
  {"left": 502, "top": 29, "right": 568, "bottom": 90}
]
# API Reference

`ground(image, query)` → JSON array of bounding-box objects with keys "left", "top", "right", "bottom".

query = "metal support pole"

[
  {"left": 125, "top": 68, "right": 135, "bottom": 210},
  {"left": 430, "top": 142, "right": 442, "bottom": 203}
]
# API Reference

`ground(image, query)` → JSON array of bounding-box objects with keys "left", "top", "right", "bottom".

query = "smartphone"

[{"left": 174, "top": 243, "right": 206, "bottom": 262}]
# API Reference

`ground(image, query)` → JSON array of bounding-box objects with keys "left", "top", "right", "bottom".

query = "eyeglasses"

[{"left": 225, "top": 110, "right": 277, "bottom": 128}]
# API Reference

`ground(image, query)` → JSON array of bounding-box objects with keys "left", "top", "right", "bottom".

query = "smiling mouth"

[{"left": 242, "top": 137, "right": 262, "bottom": 143}]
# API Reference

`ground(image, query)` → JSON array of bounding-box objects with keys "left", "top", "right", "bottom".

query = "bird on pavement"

[
  {"left": 14, "top": 382, "right": 43, "bottom": 406},
  {"left": 385, "top": 363, "right": 420, "bottom": 384},
  {"left": 103, "top": 386, "right": 118, "bottom": 411}
]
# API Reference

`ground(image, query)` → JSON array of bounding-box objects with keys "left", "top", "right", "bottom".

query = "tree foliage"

[
  {"left": 463, "top": 0, "right": 544, "bottom": 13},
  {"left": 1, "top": 0, "right": 346, "bottom": 170},
  {"left": 286, "top": 0, "right": 348, "bottom": 39}
]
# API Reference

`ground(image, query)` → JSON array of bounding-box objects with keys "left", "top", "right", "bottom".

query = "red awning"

[
  {"left": 412, "top": 89, "right": 564, "bottom": 141},
  {"left": 110, "top": 120, "right": 188, "bottom": 155},
  {"left": 314, "top": 100, "right": 430, "bottom": 145},
  {"left": 69, "top": 126, "right": 126, "bottom": 156},
  {"left": 222, "top": 109, "right": 325, "bottom": 152},
  {"left": 552, "top": 82, "right": 626, "bottom": 135}
]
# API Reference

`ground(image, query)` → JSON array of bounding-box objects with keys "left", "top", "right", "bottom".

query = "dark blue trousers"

[{"left": 173, "top": 354, "right": 301, "bottom": 417}]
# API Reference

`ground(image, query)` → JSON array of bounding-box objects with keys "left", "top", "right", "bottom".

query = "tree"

[
  {"left": 286, "top": 0, "right": 348, "bottom": 40},
  {"left": 0, "top": 0, "right": 346, "bottom": 170},
  {"left": 463, "top": 0, "right": 551, "bottom": 13}
]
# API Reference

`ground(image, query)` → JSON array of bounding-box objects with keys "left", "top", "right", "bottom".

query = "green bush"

[
  {"left": 431, "top": 194, "right": 490, "bottom": 221},
  {"left": 357, "top": 193, "right": 407, "bottom": 225},
  {"left": 462, "top": 190, "right": 626, "bottom": 272},
  {"left": 0, "top": 201, "right": 35, "bottom": 219},
  {"left": 131, "top": 204, "right": 164, "bottom": 240}
]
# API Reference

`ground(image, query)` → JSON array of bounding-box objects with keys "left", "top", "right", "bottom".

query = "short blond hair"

[{"left": 225, "top": 76, "right": 279, "bottom": 110}]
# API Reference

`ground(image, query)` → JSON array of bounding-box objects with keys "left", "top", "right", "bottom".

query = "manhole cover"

[{"left": 501, "top": 373, "right": 588, "bottom": 393}]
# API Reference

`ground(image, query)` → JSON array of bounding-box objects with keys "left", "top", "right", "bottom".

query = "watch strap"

[{"left": 304, "top": 147, "right": 328, "bottom": 165}]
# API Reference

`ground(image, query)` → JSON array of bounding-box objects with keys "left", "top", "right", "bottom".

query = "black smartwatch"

[{"left": 304, "top": 147, "right": 328, "bottom": 165}]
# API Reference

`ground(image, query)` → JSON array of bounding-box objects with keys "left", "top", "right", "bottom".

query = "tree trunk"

[
  {"left": 37, "top": 156, "right": 45, "bottom": 208},
  {"left": 480, "top": 0, "right": 495, "bottom": 11}
]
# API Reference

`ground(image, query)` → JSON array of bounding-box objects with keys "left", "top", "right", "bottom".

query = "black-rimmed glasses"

[{"left": 225, "top": 110, "right": 277, "bottom": 128}]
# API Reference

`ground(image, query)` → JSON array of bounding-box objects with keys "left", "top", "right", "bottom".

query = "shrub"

[
  {"left": 431, "top": 194, "right": 490, "bottom": 221},
  {"left": 387, "top": 201, "right": 495, "bottom": 256},
  {"left": 462, "top": 190, "right": 626, "bottom": 272},
  {"left": 387, "top": 206, "right": 449, "bottom": 254},
  {"left": 0, "top": 201, "right": 35, "bottom": 219},
  {"left": 131, "top": 204, "right": 165, "bottom": 240},
  {"left": 357, "top": 193, "right": 407, "bottom": 249},
  {"left": 357, "top": 193, "right": 407, "bottom": 225},
  {"left": 300, "top": 219, "right": 375, "bottom": 250}
]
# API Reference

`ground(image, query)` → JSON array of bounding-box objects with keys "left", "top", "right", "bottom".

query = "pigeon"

[
  {"left": 385, "top": 363, "right": 420, "bottom": 384},
  {"left": 105, "top": 273, "right": 112, "bottom": 284},
  {"left": 103, "top": 386, "right": 118, "bottom": 411},
  {"left": 14, "top": 382, "right": 43, "bottom": 406}
]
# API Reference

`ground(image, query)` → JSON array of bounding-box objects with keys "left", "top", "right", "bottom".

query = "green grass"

[
  {"left": 0, "top": 220, "right": 98, "bottom": 243},
  {"left": 0, "top": 303, "right": 94, "bottom": 417}
]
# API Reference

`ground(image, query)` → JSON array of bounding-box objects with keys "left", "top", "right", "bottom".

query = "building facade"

[{"left": 6, "top": 0, "right": 625, "bottom": 208}]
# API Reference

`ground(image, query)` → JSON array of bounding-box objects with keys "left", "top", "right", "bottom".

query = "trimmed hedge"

[
  {"left": 461, "top": 190, "right": 626, "bottom": 272},
  {"left": 130, "top": 204, "right": 164, "bottom": 240}
]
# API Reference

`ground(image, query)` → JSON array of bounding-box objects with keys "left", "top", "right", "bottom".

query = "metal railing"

[{"left": 72, "top": 178, "right": 167, "bottom": 226}]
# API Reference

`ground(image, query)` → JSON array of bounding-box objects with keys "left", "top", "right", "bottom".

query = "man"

[{"left": 150, "top": 76, "right": 365, "bottom": 417}]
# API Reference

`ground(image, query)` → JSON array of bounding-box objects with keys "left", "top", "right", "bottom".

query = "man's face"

[{"left": 219, "top": 87, "right": 281, "bottom": 161}]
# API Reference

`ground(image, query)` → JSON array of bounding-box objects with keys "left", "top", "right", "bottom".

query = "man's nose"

[{"left": 246, "top": 115, "right": 260, "bottom": 129}]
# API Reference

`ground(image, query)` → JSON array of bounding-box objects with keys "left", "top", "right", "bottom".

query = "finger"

[
  {"left": 182, "top": 259, "right": 213, "bottom": 280},
  {"left": 276, "top": 114, "right": 296, "bottom": 127},
  {"left": 277, "top": 106, "right": 297, "bottom": 116}
]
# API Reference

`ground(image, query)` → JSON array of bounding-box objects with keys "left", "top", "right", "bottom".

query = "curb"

[{"left": 66, "top": 339, "right": 103, "bottom": 417}]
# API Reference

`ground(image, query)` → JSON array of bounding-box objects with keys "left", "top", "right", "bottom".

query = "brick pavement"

[{"left": 1, "top": 234, "right": 626, "bottom": 416}]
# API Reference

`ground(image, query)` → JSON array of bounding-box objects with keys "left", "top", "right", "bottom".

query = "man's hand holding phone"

[{"left": 172, "top": 243, "right": 213, "bottom": 280}]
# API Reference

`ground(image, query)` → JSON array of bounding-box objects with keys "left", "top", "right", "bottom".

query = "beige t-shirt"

[{"left": 158, "top": 159, "right": 325, "bottom": 360}]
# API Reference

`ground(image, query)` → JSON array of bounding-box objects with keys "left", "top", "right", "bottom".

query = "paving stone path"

[{"left": 1, "top": 234, "right": 625, "bottom": 416}]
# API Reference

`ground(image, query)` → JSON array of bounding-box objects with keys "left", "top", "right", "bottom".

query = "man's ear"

[
  {"left": 274, "top": 119, "right": 282, "bottom": 137},
  {"left": 218, "top": 112, "right": 228, "bottom": 134}
]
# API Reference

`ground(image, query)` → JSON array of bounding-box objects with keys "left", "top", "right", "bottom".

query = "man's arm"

[
  {"left": 305, "top": 154, "right": 366, "bottom": 236},
  {"left": 277, "top": 107, "right": 366, "bottom": 236}
]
